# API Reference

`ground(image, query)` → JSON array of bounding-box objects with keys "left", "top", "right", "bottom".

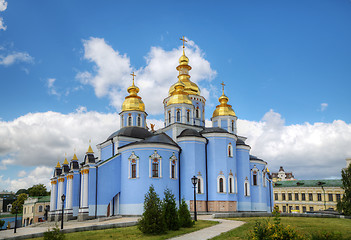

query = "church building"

[{"left": 49, "top": 38, "right": 274, "bottom": 221}]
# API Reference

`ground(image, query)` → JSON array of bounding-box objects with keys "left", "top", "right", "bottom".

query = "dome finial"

[
  {"left": 221, "top": 81, "right": 225, "bottom": 95},
  {"left": 130, "top": 72, "right": 136, "bottom": 86},
  {"left": 87, "top": 139, "right": 94, "bottom": 154},
  {"left": 180, "top": 36, "right": 187, "bottom": 49},
  {"left": 63, "top": 153, "right": 69, "bottom": 165}
]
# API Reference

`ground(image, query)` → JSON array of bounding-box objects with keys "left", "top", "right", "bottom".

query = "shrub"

[
  {"left": 310, "top": 231, "right": 344, "bottom": 240},
  {"left": 0, "top": 219, "right": 5, "bottom": 229},
  {"left": 178, "top": 198, "right": 194, "bottom": 228},
  {"left": 162, "top": 188, "right": 180, "bottom": 231},
  {"left": 138, "top": 185, "right": 166, "bottom": 234},
  {"left": 43, "top": 225, "right": 65, "bottom": 240}
]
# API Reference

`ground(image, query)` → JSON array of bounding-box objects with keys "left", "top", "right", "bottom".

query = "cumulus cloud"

[
  {"left": 77, "top": 37, "right": 217, "bottom": 114},
  {"left": 237, "top": 109, "right": 351, "bottom": 179},
  {"left": 320, "top": 103, "right": 328, "bottom": 112},
  {"left": 0, "top": 0, "right": 7, "bottom": 31},
  {"left": 0, "top": 51, "right": 34, "bottom": 66},
  {"left": 47, "top": 78, "right": 60, "bottom": 96},
  {"left": 0, "top": 158, "right": 14, "bottom": 170}
]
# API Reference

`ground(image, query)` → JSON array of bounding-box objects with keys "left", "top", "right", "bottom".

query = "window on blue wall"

[
  {"left": 121, "top": 115, "right": 124, "bottom": 127},
  {"left": 187, "top": 111, "right": 190, "bottom": 122},
  {"left": 152, "top": 161, "right": 159, "bottom": 177},
  {"left": 228, "top": 144, "right": 233, "bottom": 157},
  {"left": 168, "top": 112, "right": 171, "bottom": 124},
  {"left": 137, "top": 116, "right": 141, "bottom": 127},
  {"left": 176, "top": 110, "right": 180, "bottom": 122},
  {"left": 128, "top": 116, "right": 132, "bottom": 126},
  {"left": 196, "top": 109, "right": 199, "bottom": 118},
  {"left": 219, "top": 178, "right": 224, "bottom": 192},
  {"left": 171, "top": 165, "right": 175, "bottom": 179},
  {"left": 197, "top": 178, "right": 201, "bottom": 193},
  {"left": 228, "top": 175, "right": 234, "bottom": 193},
  {"left": 253, "top": 174, "right": 257, "bottom": 186},
  {"left": 231, "top": 120, "right": 234, "bottom": 131},
  {"left": 131, "top": 162, "right": 136, "bottom": 178}
]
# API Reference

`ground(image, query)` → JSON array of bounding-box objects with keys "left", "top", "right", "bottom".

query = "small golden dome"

[
  {"left": 87, "top": 144, "right": 94, "bottom": 154},
  {"left": 179, "top": 51, "right": 189, "bottom": 66},
  {"left": 63, "top": 157, "right": 69, "bottom": 165},
  {"left": 167, "top": 81, "right": 193, "bottom": 106},
  {"left": 72, "top": 153, "right": 78, "bottom": 161},
  {"left": 121, "top": 73, "right": 145, "bottom": 112},
  {"left": 56, "top": 161, "right": 61, "bottom": 168},
  {"left": 212, "top": 83, "right": 236, "bottom": 118}
]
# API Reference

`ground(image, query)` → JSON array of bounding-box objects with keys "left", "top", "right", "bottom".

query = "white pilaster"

[{"left": 50, "top": 180, "right": 57, "bottom": 211}]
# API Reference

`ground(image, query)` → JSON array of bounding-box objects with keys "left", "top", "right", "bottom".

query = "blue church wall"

[
  {"left": 121, "top": 111, "right": 146, "bottom": 128},
  {"left": 206, "top": 135, "right": 236, "bottom": 202},
  {"left": 95, "top": 155, "right": 121, "bottom": 216},
  {"left": 212, "top": 120, "right": 218, "bottom": 127},
  {"left": 101, "top": 144, "right": 113, "bottom": 161},
  {"left": 236, "top": 147, "right": 251, "bottom": 211},
  {"left": 72, "top": 171, "right": 80, "bottom": 216},
  {"left": 88, "top": 167, "right": 97, "bottom": 216},
  {"left": 178, "top": 138, "right": 206, "bottom": 202},
  {"left": 118, "top": 146, "right": 180, "bottom": 215},
  {"left": 250, "top": 162, "right": 267, "bottom": 211},
  {"left": 164, "top": 129, "right": 173, "bottom": 139}
]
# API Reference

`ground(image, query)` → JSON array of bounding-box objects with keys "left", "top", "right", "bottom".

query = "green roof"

[
  {"left": 274, "top": 179, "right": 343, "bottom": 188},
  {"left": 38, "top": 195, "right": 50, "bottom": 202}
]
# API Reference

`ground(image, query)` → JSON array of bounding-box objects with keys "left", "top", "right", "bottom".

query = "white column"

[
  {"left": 80, "top": 171, "right": 84, "bottom": 208},
  {"left": 67, "top": 175, "right": 73, "bottom": 209},
  {"left": 83, "top": 169, "right": 89, "bottom": 207},
  {"left": 57, "top": 178, "right": 63, "bottom": 210},
  {"left": 50, "top": 180, "right": 57, "bottom": 211}
]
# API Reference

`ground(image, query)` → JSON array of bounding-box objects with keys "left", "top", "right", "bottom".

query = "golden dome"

[
  {"left": 56, "top": 161, "right": 61, "bottom": 168},
  {"left": 212, "top": 83, "right": 236, "bottom": 118},
  {"left": 167, "top": 80, "right": 193, "bottom": 106},
  {"left": 87, "top": 144, "right": 94, "bottom": 154},
  {"left": 168, "top": 49, "right": 200, "bottom": 96},
  {"left": 121, "top": 73, "right": 145, "bottom": 112},
  {"left": 72, "top": 153, "right": 78, "bottom": 161}
]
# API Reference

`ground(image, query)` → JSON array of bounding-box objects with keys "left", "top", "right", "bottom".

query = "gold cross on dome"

[
  {"left": 130, "top": 72, "right": 136, "bottom": 85},
  {"left": 221, "top": 81, "right": 225, "bottom": 94},
  {"left": 180, "top": 36, "right": 187, "bottom": 48}
]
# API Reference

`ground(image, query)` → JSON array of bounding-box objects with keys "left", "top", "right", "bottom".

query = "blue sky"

[{"left": 0, "top": 0, "right": 350, "bottom": 191}]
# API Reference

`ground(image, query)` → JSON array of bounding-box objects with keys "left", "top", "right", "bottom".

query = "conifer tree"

[
  {"left": 138, "top": 185, "right": 166, "bottom": 234},
  {"left": 162, "top": 188, "right": 180, "bottom": 230},
  {"left": 337, "top": 163, "right": 351, "bottom": 216},
  {"left": 178, "top": 198, "right": 194, "bottom": 228}
]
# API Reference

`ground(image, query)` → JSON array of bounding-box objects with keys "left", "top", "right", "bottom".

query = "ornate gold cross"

[
  {"left": 180, "top": 36, "right": 187, "bottom": 48},
  {"left": 221, "top": 81, "right": 225, "bottom": 93}
]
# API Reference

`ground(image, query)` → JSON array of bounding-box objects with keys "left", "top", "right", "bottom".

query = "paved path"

[
  {"left": 0, "top": 215, "right": 245, "bottom": 240},
  {"left": 170, "top": 215, "right": 245, "bottom": 240}
]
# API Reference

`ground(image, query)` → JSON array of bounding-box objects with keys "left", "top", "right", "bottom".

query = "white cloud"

[
  {"left": 0, "top": 17, "right": 6, "bottom": 31},
  {"left": 0, "top": 0, "right": 7, "bottom": 11},
  {"left": 17, "top": 170, "right": 26, "bottom": 178},
  {"left": 0, "top": 158, "right": 14, "bottom": 170},
  {"left": 47, "top": 78, "right": 60, "bottom": 96},
  {"left": 0, "top": 51, "right": 34, "bottom": 66},
  {"left": 237, "top": 109, "right": 351, "bottom": 180},
  {"left": 320, "top": 103, "right": 328, "bottom": 112},
  {"left": 77, "top": 37, "right": 217, "bottom": 115}
]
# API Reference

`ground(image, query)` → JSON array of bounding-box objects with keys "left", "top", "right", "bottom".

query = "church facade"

[{"left": 49, "top": 40, "right": 274, "bottom": 221}]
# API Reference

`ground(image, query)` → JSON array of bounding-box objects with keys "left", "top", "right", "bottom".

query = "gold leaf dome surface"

[
  {"left": 122, "top": 80, "right": 145, "bottom": 112},
  {"left": 212, "top": 93, "right": 236, "bottom": 118},
  {"left": 167, "top": 81, "right": 193, "bottom": 106}
]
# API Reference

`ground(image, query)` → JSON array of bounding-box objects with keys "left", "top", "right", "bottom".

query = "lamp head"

[
  {"left": 191, "top": 175, "right": 198, "bottom": 186},
  {"left": 61, "top": 194, "right": 66, "bottom": 201}
]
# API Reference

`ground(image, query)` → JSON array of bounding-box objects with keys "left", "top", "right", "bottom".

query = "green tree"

[
  {"left": 162, "top": 188, "right": 180, "bottom": 231},
  {"left": 178, "top": 198, "right": 194, "bottom": 228},
  {"left": 0, "top": 219, "right": 5, "bottom": 229},
  {"left": 138, "top": 185, "right": 166, "bottom": 234},
  {"left": 337, "top": 163, "right": 351, "bottom": 216},
  {"left": 27, "top": 184, "right": 49, "bottom": 197},
  {"left": 15, "top": 189, "right": 28, "bottom": 195},
  {"left": 11, "top": 193, "right": 28, "bottom": 214},
  {"left": 44, "top": 225, "right": 65, "bottom": 240}
]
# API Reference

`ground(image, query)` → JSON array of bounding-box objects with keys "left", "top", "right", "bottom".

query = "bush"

[
  {"left": 138, "top": 185, "right": 166, "bottom": 234},
  {"left": 248, "top": 206, "right": 305, "bottom": 240},
  {"left": 162, "top": 188, "right": 180, "bottom": 231},
  {"left": 43, "top": 225, "right": 65, "bottom": 240},
  {"left": 178, "top": 198, "right": 194, "bottom": 228},
  {"left": 0, "top": 219, "right": 5, "bottom": 229},
  {"left": 310, "top": 231, "right": 344, "bottom": 240}
]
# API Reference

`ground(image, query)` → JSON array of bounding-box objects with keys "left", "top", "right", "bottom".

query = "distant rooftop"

[{"left": 274, "top": 179, "right": 342, "bottom": 188}]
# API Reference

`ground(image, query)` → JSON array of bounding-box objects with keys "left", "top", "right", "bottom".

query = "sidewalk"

[
  {"left": 170, "top": 215, "right": 245, "bottom": 240},
  {"left": 0, "top": 215, "right": 245, "bottom": 240}
]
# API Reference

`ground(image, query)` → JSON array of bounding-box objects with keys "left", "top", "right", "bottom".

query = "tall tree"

[
  {"left": 11, "top": 193, "right": 28, "bottom": 214},
  {"left": 162, "top": 188, "right": 180, "bottom": 231},
  {"left": 337, "top": 163, "right": 351, "bottom": 216},
  {"left": 138, "top": 185, "right": 166, "bottom": 234},
  {"left": 27, "top": 184, "right": 49, "bottom": 197},
  {"left": 178, "top": 198, "right": 194, "bottom": 228}
]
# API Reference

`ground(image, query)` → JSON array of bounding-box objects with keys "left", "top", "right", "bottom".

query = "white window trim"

[
  {"left": 128, "top": 152, "right": 139, "bottom": 179},
  {"left": 127, "top": 116, "right": 132, "bottom": 126},
  {"left": 137, "top": 116, "right": 141, "bottom": 127},
  {"left": 169, "top": 153, "right": 177, "bottom": 179},
  {"left": 228, "top": 143, "right": 233, "bottom": 157},
  {"left": 149, "top": 150, "right": 162, "bottom": 178},
  {"left": 228, "top": 175, "right": 234, "bottom": 194},
  {"left": 217, "top": 175, "right": 226, "bottom": 193},
  {"left": 251, "top": 165, "right": 260, "bottom": 186},
  {"left": 244, "top": 178, "right": 250, "bottom": 196},
  {"left": 197, "top": 175, "right": 204, "bottom": 194}
]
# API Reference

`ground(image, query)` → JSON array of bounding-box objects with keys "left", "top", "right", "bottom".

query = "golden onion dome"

[
  {"left": 167, "top": 81, "right": 193, "bottom": 106},
  {"left": 56, "top": 161, "right": 61, "bottom": 168},
  {"left": 63, "top": 157, "right": 69, "bottom": 165},
  {"left": 179, "top": 52, "right": 189, "bottom": 65},
  {"left": 72, "top": 153, "right": 78, "bottom": 161},
  {"left": 121, "top": 74, "right": 145, "bottom": 112},
  {"left": 212, "top": 84, "right": 236, "bottom": 118}
]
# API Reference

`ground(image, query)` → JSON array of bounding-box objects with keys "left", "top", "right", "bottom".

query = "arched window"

[
  {"left": 251, "top": 165, "right": 259, "bottom": 186},
  {"left": 39, "top": 205, "right": 43, "bottom": 212},
  {"left": 228, "top": 143, "right": 233, "bottom": 157},
  {"left": 244, "top": 177, "right": 250, "bottom": 196},
  {"left": 128, "top": 116, "right": 132, "bottom": 126},
  {"left": 128, "top": 152, "right": 139, "bottom": 179},
  {"left": 198, "top": 178, "right": 201, "bottom": 193},
  {"left": 168, "top": 112, "right": 171, "bottom": 124},
  {"left": 137, "top": 116, "right": 141, "bottom": 127},
  {"left": 121, "top": 115, "right": 124, "bottom": 127},
  {"left": 253, "top": 173, "right": 257, "bottom": 186},
  {"left": 231, "top": 120, "right": 234, "bottom": 132},
  {"left": 169, "top": 153, "right": 177, "bottom": 179},
  {"left": 217, "top": 175, "right": 226, "bottom": 193},
  {"left": 176, "top": 110, "right": 180, "bottom": 122},
  {"left": 228, "top": 175, "right": 234, "bottom": 193},
  {"left": 197, "top": 175, "right": 204, "bottom": 194},
  {"left": 149, "top": 150, "right": 162, "bottom": 178},
  {"left": 187, "top": 111, "right": 190, "bottom": 122},
  {"left": 196, "top": 109, "right": 199, "bottom": 118}
]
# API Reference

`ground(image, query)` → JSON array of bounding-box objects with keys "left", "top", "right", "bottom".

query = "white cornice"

[
  {"left": 119, "top": 143, "right": 180, "bottom": 152},
  {"left": 202, "top": 132, "right": 238, "bottom": 141},
  {"left": 236, "top": 145, "right": 251, "bottom": 150},
  {"left": 177, "top": 136, "right": 207, "bottom": 143}
]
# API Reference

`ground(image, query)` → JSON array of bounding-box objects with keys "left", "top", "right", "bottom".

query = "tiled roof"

[{"left": 274, "top": 179, "right": 343, "bottom": 188}]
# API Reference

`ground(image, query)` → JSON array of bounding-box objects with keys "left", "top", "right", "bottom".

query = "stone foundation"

[{"left": 190, "top": 200, "right": 237, "bottom": 212}]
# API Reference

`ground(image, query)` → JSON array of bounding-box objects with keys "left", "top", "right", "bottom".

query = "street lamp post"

[
  {"left": 14, "top": 206, "right": 18, "bottom": 234},
  {"left": 191, "top": 175, "right": 198, "bottom": 221},
  {"left": 61, "top": 194, "right": 66, "bottom": 230}
]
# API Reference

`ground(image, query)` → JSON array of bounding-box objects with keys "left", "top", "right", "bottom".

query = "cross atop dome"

[
  {"left": 130, "top": 72, "right": 136, "bottom": 85},
  {"left": 180, "top": 36, "right": 187, "bottom": 48}
]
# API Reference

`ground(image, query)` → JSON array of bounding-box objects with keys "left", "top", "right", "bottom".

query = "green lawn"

[
  {"left": 32, "top": 220, "right": 218, "bottom": 240},
  {"left": 211, "top": 217, "right": 351, "bottom": 240}
]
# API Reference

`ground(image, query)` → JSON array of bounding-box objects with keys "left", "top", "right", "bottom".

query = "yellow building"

[
  {"left": 22, "top": 196, "right": 50, "bottom": 226},
  {"left": 273, "top": 180, "right": 344, "bottom": 213}
]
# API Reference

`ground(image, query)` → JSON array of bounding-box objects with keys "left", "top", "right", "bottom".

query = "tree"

[
  {"left": 162, "top": 188, "right": 180, "bottom": 231},
  {"left": 337, "top": 163, "right": 351, "bottom": 216},
  {"left": 27, "top": 184, "right": 49, "bottom": 197},
  {"left": 11, "top": 193, "right": 28, "bottom": 214},
  {"left": 178, "top": 198, "right": 194, "bottom": 228},
  {"left": 0, "top": 219, "right": 5, "bottom": 229},
  {"left": 138, "top": 185, "right": 166, "bottom": 234},
  {"left": 15, "top": 189, "right": 28, "bottom": 195}
]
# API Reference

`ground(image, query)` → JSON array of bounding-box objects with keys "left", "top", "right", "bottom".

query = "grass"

[
  {"left": 31, "top": 220, "right": 218, "bottom": 240},
  {"left": 211, "top": 217, "right": 351, "bottom": 240}
]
